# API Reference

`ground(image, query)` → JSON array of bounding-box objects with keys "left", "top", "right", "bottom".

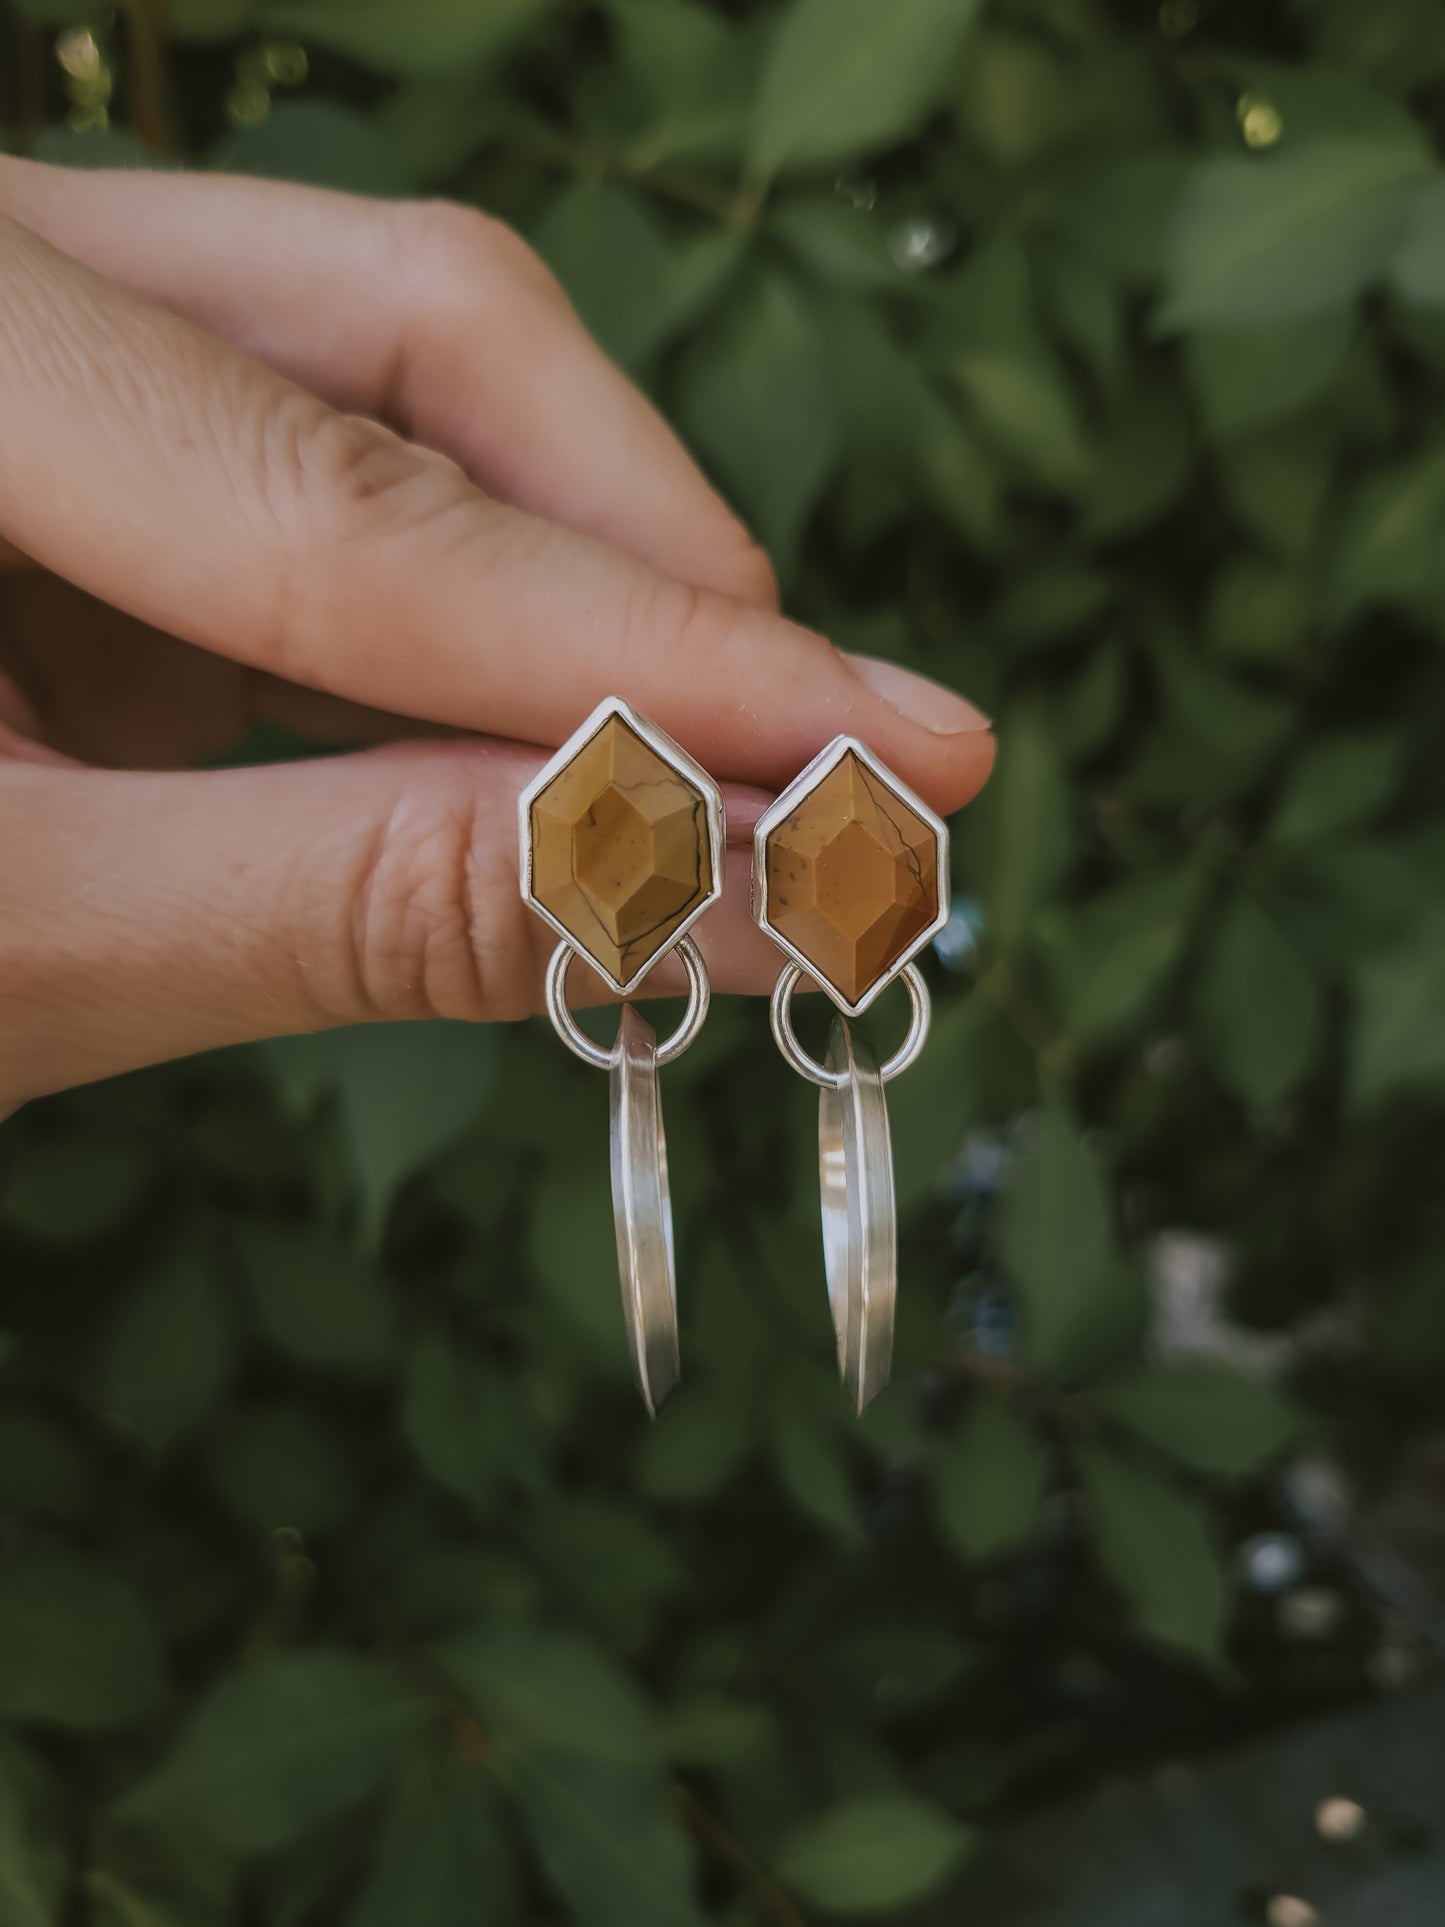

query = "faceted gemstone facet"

[
  {"left": 529, "top": 713, "right": 712, "bottom": 985},
  {"left": 764, "top": 750, "right": 938, "bottom": 1006}
]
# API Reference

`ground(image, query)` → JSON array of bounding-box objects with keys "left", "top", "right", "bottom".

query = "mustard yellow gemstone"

[
  {"left": 529, "top": 713, "right": 712, "bottom": 985},
  {"left": 765, "top": 750, "right": 938, "bottom": 1006}
]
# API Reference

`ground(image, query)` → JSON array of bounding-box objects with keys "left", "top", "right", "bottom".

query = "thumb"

[{"left": 0, "top": 743, "right": 773, "bottom": 1109}]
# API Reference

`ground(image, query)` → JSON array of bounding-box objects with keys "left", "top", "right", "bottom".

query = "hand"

[{"left": 0, "top": 161, "right": 993, "bottom": 1114}]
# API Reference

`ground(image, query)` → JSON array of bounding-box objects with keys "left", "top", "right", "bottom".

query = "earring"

[
  {"left": 753, "top": 738, "right": 949, "bottom": 1413},
  {"left": 519, "top": 697, "right": 723, "bottom": 1414}
]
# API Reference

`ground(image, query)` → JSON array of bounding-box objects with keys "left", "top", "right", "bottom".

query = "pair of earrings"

[{"left": 519, "top": 697, "right": 949, "bottom": 1417}]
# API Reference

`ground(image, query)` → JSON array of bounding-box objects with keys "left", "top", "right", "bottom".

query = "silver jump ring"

[
  {"left": 769, "top": 961, "right": 931, "bottom": 1090},
  {"left": 545, "top": 936, "right": 710, "bottom": 1071},
  {"left": 819, "top": 1018, "right": 896, "bottom": 1414}
]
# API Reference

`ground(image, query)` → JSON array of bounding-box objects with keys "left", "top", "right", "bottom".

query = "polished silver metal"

[
  {"left": 770, "top": 959, "right": 931, "bottom": 1091},
  {"left": 521, "top": 697, "right": 720, "bottom": 1417},
  {"left": 518, "top": 693, "right": 725, "bottom": 999},
  {"left": 751, "top": 733, "right": 950, "bottom": 1018},
  {"left": 756, "top": 735, "right": 945, "bottom": 1413},
  {"left": 545, "top": 936, "right": 709, "bottom": 1072},
  {"left": 611, "top": 1003, "right": 680, "bottom": 1415},
  {"left": 820, "top": 1017, "right": 896, "bottom": 1415}
]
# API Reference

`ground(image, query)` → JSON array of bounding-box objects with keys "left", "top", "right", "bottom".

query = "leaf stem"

[{"left": 676, "top": 1786, "right": 810, "bottom": 1927}]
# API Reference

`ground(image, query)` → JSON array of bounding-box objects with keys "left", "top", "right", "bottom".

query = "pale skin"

[{"left": 0, "top": 160, "right": 994, "bottom": 1118}]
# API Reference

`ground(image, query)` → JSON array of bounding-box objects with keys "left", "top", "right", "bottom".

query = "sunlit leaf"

[
  {"left": 748, "top": 0, "right": 981, "bottom": 178},
  {"left": 1160, "top": 140, "right": 1428, "bottom": 328},
  {"left": 775, "top": 1793, "right": 972, "bottom": 1914}
]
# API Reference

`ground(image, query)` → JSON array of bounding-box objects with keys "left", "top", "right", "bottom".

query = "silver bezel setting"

[
  {"left": 518, "top": 695, "right": 725, "bottom": 999},
  {"left": 752, "top": 734, "right": 950, "bottom": 1018}
]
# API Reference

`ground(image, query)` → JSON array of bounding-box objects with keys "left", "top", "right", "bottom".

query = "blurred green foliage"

[{"left": 3, "top": 0, "right": 1445, "bottom": 1919}]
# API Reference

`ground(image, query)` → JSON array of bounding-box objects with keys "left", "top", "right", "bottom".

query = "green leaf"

[
  {"left": 770, "top": 196, "right": 900, "bottom": 290},
  {"left": 1206, "top": 557, "right": 1311, "bottom": 667},
  {"left": 1388, "top": 176, "right": 1445, "bottom": 306},
  {"left": 438, "top": 1625, "right": 656, "bottom": 1764},
  {"left": 1079, "top": 1445, "right": 1229, "bottom": 1664},
  {"left": 0, "top": 1549, "right": 165, "bottom": 1729},
  {"left": 237, "top": 1222, "right": 395, "bottom": 1376},
  {"left": 1351, "top": 912, "right": 1445, "bottom": 1106},
  {"left": 0, "top": 1756, "right": 56, "bottom": 1927},
  {"left": 211, "top": 101, "right": 406, "bottom": 195},
  {"left": 676, "top": 267, "right": 837, "bottom": 575},
  {"left": 506, "top": 1753, "right": 705, "bottom": 1927},
  {"left": 526, "top": 1498, "right": 684, "bottom": 1646},
  {"left": 257, "top": 0, "right": 548, "bottom": 78},
  {"left": 1329, "top": 447, "right": 1445, "bottom": 625},
  {"left": 1269, "top": 732, "right": 1404, "bottom": 843},
  {"left": 0, "top": 1406, "right": 90, "bottom": 1519},
  {"left": 660, "top": 1696, "right": 774, "bottom": 1769},
  {"left": 770, "top": 1402, "right": 860, "bottom": 1542},
  {"left": 1078, "top": 378, "right": 1193, "bottom": 541},
  {"left": 0, "top": 1130, "right": 155, "bottom": 1244},
  {"left": 998, "top": 1105, "right": 1143, "bottom": 1379},
  {"left": 438, "top": 1626, "right": 704, "bottom": 1927},
  {"left": 976, "top": 706, "right": 1073, "bottom": 955},
  {"left": 949, "top": 234, "right": 1091, "bottom": 492},
  {"left": 636, "top": 1385, "right": 753, "bottom": 1501},
  {"left": 1141, "top": 643, "right": 1295, "bottom": 802},
  {"left": 1041, "top": 863, "right": 1205, "bottom": 1049},
  {"left": 101, "top": 1247, "right": 236, "bottom": 1453},
  {"left": 118, "top": 1650, "right": 433, "bottom": 1851},
  {"left": 0, "top": 1749, "right": 62, "bottom": 1927},
  {"left": 206, "top": 1404, "right": 357, "bottom": 1533},
  {"left": 957, "top": 28, "right": 1082, "bottom": 171},
  {"left": 1094, "top": 1362, "right": 1308, "bottom": 1476},
  {"left": 528, "top": 1160, "right": 632, "bottom": 1374},
  {"left": 535, "top": 180, "right": 674, "bottom": 372},
  {"left": 1195, "top": 895, "right": 1324, "bottom": 1110},
  {"left": 1183, "top": 311, "right": 1353, "bottom": 440},
  {"left": 775, "top": 1793, "right": 972, "bottom": 1915},
  {"left": 350, "top": 1768, "right": 516, "bottom": 1927},
  {"left": 401, "top": 1334, "right": 515, "bottom": 1513},
  {"left": 1217, "top": 427, "right": 1331, "bottom": 567},
  {"left": 935, "top": 1396, "right": 1049, "bottom": 1562},
  {"left": 603, "top": 0, "right": 752, "bottom": 169},
  {"left": 1060, "top": 149, "right": 1193, "bottom": 287},
  {"left": 267, "top": 1021, "right": 496, "bottom": 1240},
  {"left": 1160, "top": 140, "right": 1428, "bottom": 328},
  {"left": 748, "top": 0, "right": 981, "bottom": 179}
]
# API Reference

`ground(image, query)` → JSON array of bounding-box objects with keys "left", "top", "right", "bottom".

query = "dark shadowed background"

[{"left": 3, "top": 1, "right": 1445, "bottom": 1922}]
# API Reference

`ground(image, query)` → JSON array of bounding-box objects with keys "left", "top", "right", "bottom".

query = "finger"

[
  {"left": 0, "top": 217, "right": 992, "bottom": 816},
  {"left": 0, "top": 741, "right": 778, "bottom": 1110},
  {"left": 3, "top": 568, "right": 451, "bottom": 764},
  {"left": 0, "top": 158, "right": 776, "bottom": 607}
]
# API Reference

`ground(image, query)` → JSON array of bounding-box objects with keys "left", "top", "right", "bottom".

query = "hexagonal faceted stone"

[
  {"left": 765, "top": 750, "right": 938, "bottom": 1006},
  {"left": 529, "top": 712, "right": 712, "bottom": 985}
]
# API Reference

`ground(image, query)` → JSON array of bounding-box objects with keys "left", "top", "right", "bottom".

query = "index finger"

[
  {"left": 0, "top": 158, "right": 777, "bottom": 608},
  {"left": 0, "top": 216, "right": 992, "bottom": 811}
]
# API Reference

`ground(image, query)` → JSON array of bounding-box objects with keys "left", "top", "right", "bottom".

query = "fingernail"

[{"left": 846, "top": 654, "right": 991, "bottom": 735}]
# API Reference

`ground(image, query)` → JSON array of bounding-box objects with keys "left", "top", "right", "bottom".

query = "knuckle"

[
  {"left": 257, "top": 397, "right": 472, "bottom": 678},
  {"left": 339, "top": 773, "right": 535, "bottom": 1025},
  {"left": 391, "top": 198, "right": 566, "bottom": 311},
  {"left": 720, "top": 530, "right": 779, "bottom": 610}
]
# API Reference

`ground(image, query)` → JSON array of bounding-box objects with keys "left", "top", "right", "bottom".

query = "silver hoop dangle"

[
  {"left": 753, "top": 737, "right": 949, "bottom": 1414},
  {"left": 519, "top": 697, "right": 723, "bottom": 1414}
]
